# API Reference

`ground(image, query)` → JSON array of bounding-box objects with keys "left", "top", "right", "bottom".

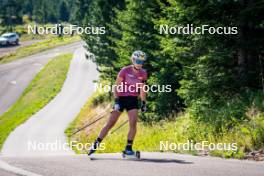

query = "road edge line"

[{"left": 0, "top": 159, "right": 42, "bottom": 176}]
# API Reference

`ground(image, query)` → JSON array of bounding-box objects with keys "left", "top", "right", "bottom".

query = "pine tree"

[
  {"left": 111, "top": 0, "right": 184, "bottom": 120},
  {"left": 80, "top": 0, "right": 125, "bottom": 86},
  {"left": 59, "top": 1, "right": 70, "bottom": 22},
  {"left": 0, "top": 0, "right": 23, "bottom": 26},
  {"left": 159, "top": 0, "right": 264, "bottom": 128}
]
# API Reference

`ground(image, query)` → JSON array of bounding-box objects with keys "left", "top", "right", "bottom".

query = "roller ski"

[
  {"left": 121, "top": 143, "right": 140, "bottom": 159},
  {"left": 122, "top": 149, "right": 140, "bottom": 159}
]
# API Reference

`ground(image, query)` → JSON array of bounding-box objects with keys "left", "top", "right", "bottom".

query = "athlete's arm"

[
  {"left": 140, "top": 81, "right": 147, "bottom": 112},
  {"left": 140, "top": 82, "right": 147, "bottom": 102},
  {"left": 114, "top": 76, "right": 123, "bottom": 98}
]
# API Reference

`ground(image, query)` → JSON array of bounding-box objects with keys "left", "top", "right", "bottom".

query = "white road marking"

[{"left": 0, "top": 159, "right": 42, "bottom": 176}]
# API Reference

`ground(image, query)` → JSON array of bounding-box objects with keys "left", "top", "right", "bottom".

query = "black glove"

[
  {"left": 113, "top": 98, "right": 121, "bottom": 111},
  {"left": 140, "top": 101, "right": 147, "bottom": 112}
]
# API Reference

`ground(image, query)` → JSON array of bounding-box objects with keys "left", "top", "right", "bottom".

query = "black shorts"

[{"left": 116, "top": 96, "right": 139, "bottom": 112}]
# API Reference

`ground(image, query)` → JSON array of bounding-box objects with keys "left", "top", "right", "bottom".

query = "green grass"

[
  {"left": 0, "top": 23, "right": 70, "bottom": 41},
  {"left": 19, "top": 33, "right": 55, "bottom": 41},
  {"left": 0, "top": 35, "right": 80, "bottom": 64},
  {"left": 0, "top": 53, "right": 73, "bottom": 150},
  {"left": 65, "top": 98, "right": 195, "bottom": 154},
  {"left": 66, "top": 93, "right": 264, "bottom": 159},
  {"left": 16, "top": 23, "right": 57, "bottom": 41}
]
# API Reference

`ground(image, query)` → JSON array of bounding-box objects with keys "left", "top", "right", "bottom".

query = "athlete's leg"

[
  {"left": 88, "top": 110, "right": 121, "bottom": 155},
  {"left": 127, "top": 109, "right": 138, "bottom": 140},
  {"left": 125, "top": 109, "right": 138, "bottom": 153},
  {"left": 98, "top": 110, "right": 122, "bottom": 139}
]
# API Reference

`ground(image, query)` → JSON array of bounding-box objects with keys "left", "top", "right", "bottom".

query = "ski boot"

[
  {"left": 87, "top": 141, "right": 100, "bottom": 156},
  {"left": 122, "top": 148, "right": 140, "bottom": 159}
]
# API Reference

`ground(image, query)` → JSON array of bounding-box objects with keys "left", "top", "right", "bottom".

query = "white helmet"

[{"left": 131, "top": 50, "right": 146, "bottom": 65}]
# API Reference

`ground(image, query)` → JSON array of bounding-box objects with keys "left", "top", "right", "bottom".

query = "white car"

[{"left": 0, "top": 33, "right": 19, "bottom": 46}]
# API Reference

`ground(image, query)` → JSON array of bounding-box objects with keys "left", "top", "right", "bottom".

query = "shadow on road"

[
  {"left": 0, "top": 44, "right": 20, "bottom": 48},
  {"left": 137, "top": 158, "right": 193, "bottom": 164},
  {"left": 90, "top": 157, "right": 193, "bottom": 164}
]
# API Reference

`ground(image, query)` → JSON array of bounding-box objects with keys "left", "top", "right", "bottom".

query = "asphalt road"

[
  {"left": 0, "top": 169, "right": 17, "bottom": 176},
  {"left": 0, "top": 41, "right": 83, "bottom": 115},
  {"left": 0, "top": 153, "right": 263, "bottom": 176},
  {"left": 1, "top": 46, "right": 98, "bottom": 156}
]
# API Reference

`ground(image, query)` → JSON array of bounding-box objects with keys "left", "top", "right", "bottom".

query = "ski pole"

[
  {"left": 70, "top": 113, "right": 107, "bottom": 136},
  {"left": 110, "top": 120, "right": 129, "bottom": 135}
]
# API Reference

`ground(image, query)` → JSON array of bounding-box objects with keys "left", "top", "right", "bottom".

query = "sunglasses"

[{"left": 135, "top": 59, "right": 144, "bottom": 65}]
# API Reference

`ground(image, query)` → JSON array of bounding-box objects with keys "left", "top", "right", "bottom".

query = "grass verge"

[
  {"left": 1, "top": 23, "right": 69, "bottom": 41},
  {"left": 0, "top": 53, "right": 73, "bottom": 150},
  {"left": 66, "top": 93, "right": 264, "bottom": 159},
  {"left": 0, "top": 35, "right": 80, "bottom": 64}
]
